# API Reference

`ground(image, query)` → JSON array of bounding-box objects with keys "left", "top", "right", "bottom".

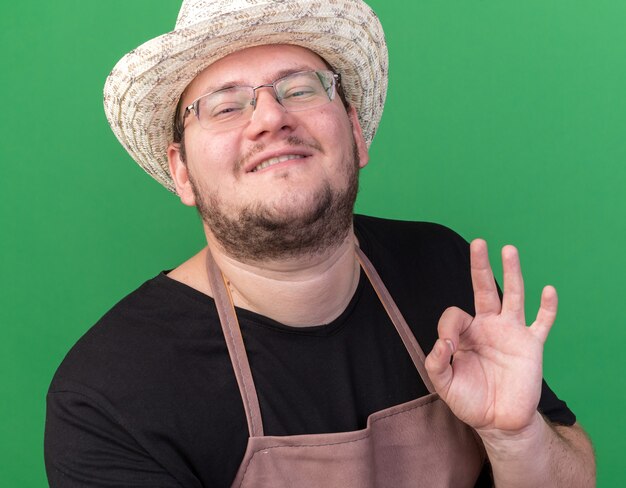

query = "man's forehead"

[{"left": 184, "top": 44, "right": 329, "bottom": 99}]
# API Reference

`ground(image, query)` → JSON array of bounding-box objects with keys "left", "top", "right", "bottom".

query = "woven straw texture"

[{"left": 103, "top": 0, "right": 388, "bottom": 191}]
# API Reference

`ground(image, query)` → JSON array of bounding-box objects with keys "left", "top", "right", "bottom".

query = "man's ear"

[
  {"left": 167, "top": 142, "right": 196, "bottom": 207},
  {"left": 348, "top": 106, "right": 369, "bottom": 169}
]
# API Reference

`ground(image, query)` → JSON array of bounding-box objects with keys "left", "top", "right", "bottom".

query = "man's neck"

[{"left": 168, "top": 228, "right": 361, "bottom": 327}]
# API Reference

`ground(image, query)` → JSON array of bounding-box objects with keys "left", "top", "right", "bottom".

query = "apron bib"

[{"left": 206, "top": 246, "right": 486, "bottom": 487}]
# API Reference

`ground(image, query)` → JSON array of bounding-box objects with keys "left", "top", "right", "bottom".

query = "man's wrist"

[
  {"left": 476, "top": 411, "right": 550, "bottom": 464},
  {"left": 476, "top": 412, "right": 559, "bottom": 487}
]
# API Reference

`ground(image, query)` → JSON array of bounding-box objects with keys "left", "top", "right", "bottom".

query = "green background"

[{"left": 1, "top": 1, "right": 624, "bottom": 485}]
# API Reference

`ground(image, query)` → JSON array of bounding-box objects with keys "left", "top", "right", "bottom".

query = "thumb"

[
  {"left": 425, "top": 306, "right": 473, "bottom": 396},
  {"left": 425, "top": 338, "right": 455, "bottom": 395}
]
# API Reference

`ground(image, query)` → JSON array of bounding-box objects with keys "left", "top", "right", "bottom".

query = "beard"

[{"left": 189, "top": 141, "right": 360, "bottom": 262}]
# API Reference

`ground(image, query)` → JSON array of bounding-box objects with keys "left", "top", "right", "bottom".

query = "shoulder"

[
  {"left": 354, "top": 214, "right": 468, "bottom": 248},
  {"left": 354, "top": 214, "right": 470, "bottom": 270},
  {"left": 46, "top": 274, "right": 243, "bottom": 487},
  {"left": 49, "top": 273, "right": 220, "bottom": 398}
]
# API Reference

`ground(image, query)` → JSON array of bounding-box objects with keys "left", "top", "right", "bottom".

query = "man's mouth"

[{"left": 251, "top": 154, "right": 306, "bottom": 172}]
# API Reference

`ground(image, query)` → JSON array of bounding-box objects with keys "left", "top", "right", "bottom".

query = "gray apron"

[{"left": 206, "top": 246, "right": 486, "bottom": 487}]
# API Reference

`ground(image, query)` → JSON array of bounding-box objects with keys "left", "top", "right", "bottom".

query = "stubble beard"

[{"left": 189, "top": 142, "right": 360, "bottom": 262}]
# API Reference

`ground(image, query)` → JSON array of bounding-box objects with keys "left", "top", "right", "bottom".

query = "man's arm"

[
  {"left": 424, "top": 240, "right": 596, "bottom": 487},
  {"left": 45, "top": 388, "right": 183, "bottom": 488},
  {"left": 480, "top": 417, "right": 595, "bottom": 487}
]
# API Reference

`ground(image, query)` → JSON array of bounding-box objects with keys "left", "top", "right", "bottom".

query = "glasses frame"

[{"left": 181, "top": 70, "right": 341, "bottom": 131}]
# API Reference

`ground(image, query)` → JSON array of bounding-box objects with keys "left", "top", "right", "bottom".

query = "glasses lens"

[
  {"left": 196, "top": 86, "right": 254, "bottom": 130},
  {"left": 276, "top": 71, "right": 336, "bottom": 112}
]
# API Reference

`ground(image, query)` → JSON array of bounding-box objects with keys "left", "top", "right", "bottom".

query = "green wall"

[{"left": 1, "top": 1, "right": 624, "bottom": 485}]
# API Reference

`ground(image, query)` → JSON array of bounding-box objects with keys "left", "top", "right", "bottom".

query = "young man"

[{"left": 45, "top": 1, "right": 595, "bottom": 486}]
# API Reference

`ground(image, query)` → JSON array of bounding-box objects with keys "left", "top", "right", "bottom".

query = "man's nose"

[
  {"left": 244, "top": 88, "right": 294, "bottom": 138},
  {"left": 250, "top": 85, "right": 287, "bottom": 113}
]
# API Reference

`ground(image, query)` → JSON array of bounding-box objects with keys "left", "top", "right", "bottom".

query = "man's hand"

[
  {"left": 424, "top": 239, "right": 557, "bottom": 436},
  {"left": 424, "top": 239, "right": 596, "bottom": 486}
]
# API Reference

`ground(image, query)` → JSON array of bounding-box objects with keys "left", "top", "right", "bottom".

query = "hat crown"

[{"left": 176, "top": 0, "right": 269, "bottom": 29}]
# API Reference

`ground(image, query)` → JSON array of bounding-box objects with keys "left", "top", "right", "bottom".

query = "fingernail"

[{"left": 445, "top": 339, "right": 456, "bottom": 354}]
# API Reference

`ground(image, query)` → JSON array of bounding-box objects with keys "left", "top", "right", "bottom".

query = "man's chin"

[
  {"left": 198, "top": 184, "right": 356, "bottom": 262},
  {"left": 250, "top": 192, "right": 334, "bottom": 228}
]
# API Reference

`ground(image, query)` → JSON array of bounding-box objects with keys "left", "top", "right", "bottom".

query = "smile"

[{"left": 251, "top": 154, "right": 306, "bottom": 172}]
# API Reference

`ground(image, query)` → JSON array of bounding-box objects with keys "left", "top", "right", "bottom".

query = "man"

[{"left": 45, "top": 0, "right": 595, "bottom": 486}]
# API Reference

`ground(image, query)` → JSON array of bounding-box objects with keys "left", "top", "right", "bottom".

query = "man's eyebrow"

[{"left": 202, "top": 66, "right": 320, "bottom": 94}]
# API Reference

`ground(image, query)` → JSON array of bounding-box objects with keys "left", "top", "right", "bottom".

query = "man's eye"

[
  {"left": 209, "top": 103, "right": 245, "bottom": 118},
  {"left": 284, "top": 87, "right": 317, "bottom": 99}
]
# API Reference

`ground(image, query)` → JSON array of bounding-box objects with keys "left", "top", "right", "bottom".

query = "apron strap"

[
  {"left": 355, "top": 246, "right": 436, "bottom": 394},
  {"left": 205, "top": 248, "right": 264, "bottom": 438}
]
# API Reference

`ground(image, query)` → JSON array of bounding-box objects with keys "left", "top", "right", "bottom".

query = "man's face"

[{"left": 168, "top": 44, "right": 369, "bottom": 261}]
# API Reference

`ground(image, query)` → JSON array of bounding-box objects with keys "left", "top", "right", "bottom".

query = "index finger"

[
  {"left": 501, "top": 244, "right": 525, "bottom": 320},
  {"left": 470, "top": 239, "right": 501, "bottom": 315}
]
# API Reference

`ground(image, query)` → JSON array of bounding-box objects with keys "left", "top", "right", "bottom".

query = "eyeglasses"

[{"left": 181, "top": 70, "right": 340, "bottom": 131}]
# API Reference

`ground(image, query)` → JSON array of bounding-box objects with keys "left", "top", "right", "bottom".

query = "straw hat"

[{"left": 103, "top": 0, "right": 388, "bottom": 192}]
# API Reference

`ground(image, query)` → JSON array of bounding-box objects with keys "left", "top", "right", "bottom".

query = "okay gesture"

[{"left": 424, "top": 239, "right": 558, "bottom": 435}]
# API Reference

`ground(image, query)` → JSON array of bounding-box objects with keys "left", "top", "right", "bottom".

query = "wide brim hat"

[{"left": 104, "top": 0, "right": 388, "bottom": 192}]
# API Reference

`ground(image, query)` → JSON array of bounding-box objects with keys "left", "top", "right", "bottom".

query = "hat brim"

[{"left": 104, "top": 2, "right": 388, "bottom": 192}]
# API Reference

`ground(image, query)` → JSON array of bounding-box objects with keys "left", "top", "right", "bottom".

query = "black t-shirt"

[{"left": 45, "top": 215, "right": 575, "bottom": 487}]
